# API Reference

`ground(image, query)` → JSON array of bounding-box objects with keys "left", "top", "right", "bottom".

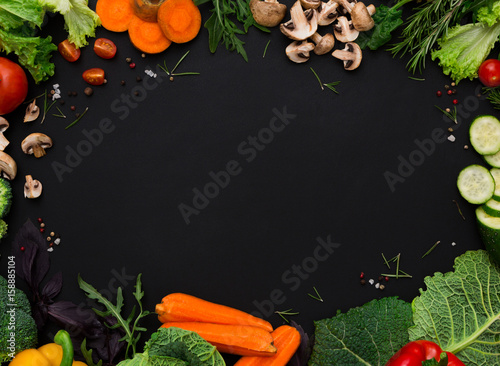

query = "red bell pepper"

[{"left": 385, "top": 340, "right": 466, "bottom": 366}]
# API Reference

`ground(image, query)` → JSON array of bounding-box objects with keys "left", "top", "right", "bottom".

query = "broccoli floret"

[
  {"left": 0, "top": 178, "right": 12, "bottom": 219},
  {"left": 0, "top": 275, "right": 37, "bottom": 363},
  {"left": 0, "top": 220, "right": 8, "bottom": 241}
]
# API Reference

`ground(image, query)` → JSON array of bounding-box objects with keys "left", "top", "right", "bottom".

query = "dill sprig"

[{"left": 483, "top": 87, "right": 500, "bottom": 110}]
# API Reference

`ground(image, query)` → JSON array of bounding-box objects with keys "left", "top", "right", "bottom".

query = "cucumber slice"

[
  {"left": 476, "top": 206, "right": 500, "bottom": 266},
  {"left": 484, "top": 150, "right": 500, "bottom": 168},
  {"left": 457, "top": 164, "right": 495, "bottom": 204},
  {"left": 469, "top": 115, "right": 500, "bottom": 155},
  {"left": 490, "top": 168, "right": 500, "bottom": 201},
  {"left": 483, "top": 199, "right": 500, "bottom": 217}
]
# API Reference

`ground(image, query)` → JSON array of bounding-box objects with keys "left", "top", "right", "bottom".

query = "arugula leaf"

[
  {"left": 356, "top": 4, "right": 404, "bottom": 50},
  {"left": 409, "top": 250, "right": 500, "bottom": 365},
  {"left": 309, "top": 297, "right": 413, "bottom": 366}
]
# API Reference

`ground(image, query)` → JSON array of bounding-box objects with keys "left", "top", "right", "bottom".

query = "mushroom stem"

[
  {"left": 0, "top": 134, "right": 9, "bottom": 152},
  {"left": 32, "top": 145, "right": 47, "bottom": 158},
  {"left": 311, "top": 32, "right": 321, "bottom": 43}
]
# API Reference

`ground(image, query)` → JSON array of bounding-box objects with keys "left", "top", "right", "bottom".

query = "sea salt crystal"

[
  {"left": 47, "top": 247, "right": 54, "bottom": 252},
  {"left": 145, "top": 69, "right": 157, "bottom": 78},
  {"left": 375, "top": 283, "right": 380, "bottom": 289},
  {"left": 368, "top": 279, "right": 374, "bottom": 285},
  {"left": 451, "top": 242, "right": 456, "bottom": 246},
  {"left": 448, "top": 135, "right": 456, "bottom": 142}
]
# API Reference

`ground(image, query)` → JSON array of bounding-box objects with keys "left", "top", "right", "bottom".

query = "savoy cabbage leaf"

[
  {"left": 309, "top": 297, "right": 413, "bottom": 366},
  {"left": 409, "top": 250, "right": 500, "bottom": 366}
]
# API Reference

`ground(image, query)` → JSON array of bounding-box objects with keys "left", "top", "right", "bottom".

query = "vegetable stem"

[
  {"left": 422, "top": 240, "right": 440, "bottom": 259},
  {"left": 307, "top": 287, "right": 323, "bottom": 302}
]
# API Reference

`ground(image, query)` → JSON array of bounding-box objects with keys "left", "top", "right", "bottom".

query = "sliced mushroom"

[
  {"left": 0, "top": 152, "right": 17, "bottom": 180},
  {"left": 311, "top": 32, "right": 335, "bottom": 55},
  {"left": 300, "top": 0, "right": 321, "bottom": 9},
  {"left": 351, "top": 2, "right": 374, "bottom": 31},
  {"left": 24, "top": 175, "right": 42, "bottom": 199},
  {"left": 333, "top": 16, "right": 358, "bottom": 42},
  {"left": 280, "top": 1, "right": 318, "bottom": 41},
  {"left": 332, "top": 41, "right": 362, "bottom": 70},
  {"left": 250, "top": 0, "right": 287, "bottom": 27},
  {"left": 286, "top": 40, "right": 315, "bottom": 63},
  {"left": 316, "top": 0, "right": 339, "bottom": 25},
  {"left": 0, "top": 117, "right": 9, "bottom": 152},
  {"left": 21, "top": 133, "right": 53, "bottom": 158},
  {"left": 24, "top": 99, "right": 40, "bottom": 123}
]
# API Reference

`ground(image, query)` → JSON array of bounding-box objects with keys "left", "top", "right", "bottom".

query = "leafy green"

[
  {"left": 78, "top": 273, "right": 151, "bottom": 359},
  {"left": 478, "top": 0, "right": 500, "bottom": 26},
  {"left": 117, "top": 327, "right": 226, "bottom": 366},
  {"left": 431, "top": 20, "right": 500, "bottom": 83},
  {"left": 409, "top": 250, "right": 500, "bottom": 365},
  {"left": 308, "top": 297, "right": 413, "bottom": 366},
  {"left": 356, "top": 3, "right": 404, "bottom": 50},
  {"left": 0, "top": 0, "right": 44, "bottom": 30}
]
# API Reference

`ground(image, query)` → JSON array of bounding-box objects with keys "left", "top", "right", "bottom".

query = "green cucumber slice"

[
  {"left": 469, "top": 115, "right": 500, "bottom": 155},
  {"left": 457, "top": 165, "right": 495, "bottom": 204},
  {"left": 476, "top": 206, "right": 500, "bottom": 266},
  {"left": 490, "top": 168, "right": 500, "bottom": 201},
  {"left": 484, "top": 150, "right": 500, "bottom": 168},
  {"left": 483, "top": 199, "right": 500, "bottom": 217}
]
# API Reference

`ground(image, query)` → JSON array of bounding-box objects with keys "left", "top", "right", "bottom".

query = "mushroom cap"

[
  {"left": 24, "top": 175, "right": 42, "bottom": 199},
  {"left": 286, "top": 40, "right": 315, "bottom": 63},
  {"left": 351, "top": 2, "right": 374, "bottom": 31},
  {"left": 0, "top": 152, "right": 17, "bottom": 180},
  {"left": 250, "top": 0, "right": 287, "bottom": 27},
  {"left": 312, "top": 32, "right": 335, "bottom": 55},
  {"left": 21, "top": 133, "right": 53, "bottom": 155},
  {"left": 331, "top": 41, "right": 362, "bottom": 70},
  {"left": 317, "top": 0, "right": 339, "bottom": 25},
  {"left": 24, "top": 99, "right": 40, "bottom": 123},
  {"left": 333, "top": 16, "right": 358, "bottom": 43},
  {"left": 280, "top": 1, "right": 318, "bottom": 40},
  {"left": 0, "top": 117, "right": 9, "bottom": 133},
  {"left": 300, "top": 0, "right": 321, "bottom": 9}
]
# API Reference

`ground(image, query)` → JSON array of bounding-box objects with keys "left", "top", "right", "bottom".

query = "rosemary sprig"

[
  {"left": 52, "top": 106, "right": 66, "bottom": 118},
  {"left": 483, "top": 87, "right": 500, "bottom": 110},
  {"left": 263, "top": 40, "right": 271, "bottom": 58},
  {"left": 310, "top": 67, "right": 341, "bottom": 93},
  {"left": 422, "top": 240, "right": 440, "bottom": 259},
  {"left": 41, "top": 90, "right": 57, "bottom": 124},
  {"left": 381, "top": 253, "right": 412, "bottom": 278},
  {"left": 453, "top": 199, "right": 466, "bottom": 220},
  {"left": 408, "top": 76, "right": 425, "bottom": 81},
  {"left": 275, "top": 309, "right": 299, "bottom": 323},
  {"left": 65, "top": 107, "right": 88, "bottom": 129},
  {"left": 307, "top": 287, "right": 323, "bottom": 302},
  {"left": 158, "top": 51, "right": 200, "bottom": 79},
  {"left": 381, "top": 253, "right": 391, "bottom": 269},
  {"left": 435, "top": 105, "right": 458, "bottom": 124}
]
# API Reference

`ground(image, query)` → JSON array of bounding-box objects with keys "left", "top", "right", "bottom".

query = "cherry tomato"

[
  {"left": 0, "top": 57, "right": 28, "bottom": 115},
  {"left": 94, "top": 38, "right": 117, "bottom": 59},
  {"left": 82, "top": 68, "right": 105, "bottom": 86},
  {"left": 58, "top": 40, "right": 81, "bottom": 62},
  {"left": 478, "top": 59, "right": 500, "bottom": 87}
]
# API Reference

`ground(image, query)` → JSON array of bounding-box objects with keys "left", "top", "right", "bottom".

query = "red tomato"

[
  {"left": 0, "top": 57, "right": 28, "bottom": 115},
  {"left": 58, "top": 40, "right": 81, "bottom": 62},
  {"left": 94, "top": 38, "right": 117, "bottom": 59},
  {"left": 478, "top": 59, "right": 500, "bottom": 87},
  {"left": 82, "top": 68, "right": 106, "bottom": 85}
]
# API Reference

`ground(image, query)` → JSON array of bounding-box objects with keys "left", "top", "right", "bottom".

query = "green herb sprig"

[
  {"left": 158, "top": 51, "right": 200, "bottom": 79},
  {"left": 308, "top": 286, "right": 323, "bottom": 302},
  {"left": 275, "top": 309, "right": 299, "bottom": 323},
  {"left": 310, "top": 68, "right": 341, "bottom": 93},
  {"left": 435, "top": 105, "right": 458, "bottom": 124}
]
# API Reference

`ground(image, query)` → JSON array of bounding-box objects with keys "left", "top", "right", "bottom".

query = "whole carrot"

[
  {"left": 155, "top": 293, "right": 273, "bottom": 332},
  {"left": 233, "top": 325, "right": 301, "bottom": 366},
  {"left": 160, "top": 322, "right": 277, "bottom": 357}
]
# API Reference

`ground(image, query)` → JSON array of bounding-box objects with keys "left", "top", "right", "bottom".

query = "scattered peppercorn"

[
  {"left": 380, "top": 284, "right": 385, "bottom": 290},
  {"left": 125, "top": 57, "right": 132, "bottom": 63},
  {"left": 451, "top": 82, "right": 456, "bottom": 87},
  {"left": 445, "top": 108, "right": 451, "bottom": 113},
  {"left": 134, "top": 91, "right": 139, "bottom": 96},
  {"left": 40, "top": 222, "right": 45, "bottom": 228},
  {"left": 447, "top": 89, "right": 453, "bottom": 95},
  {"left": 120, "top": 80, "right": 126, "bottom": 86},
  {"left": 50, "top": 89, "right": 55, "bottom": 95},
  {"left": 50, "top": 231, "right": 55, "bottom": 237},
  {"left": 70, "top": 105, "right": 76, "bottom": 111},
  {"left": 37, "top": 217, "right": 43, "bottom": 223},
  {"left": 84, "top": 87, "right": 93, "bottom": 96},
  {"left": 136, "top": 76, "right": 142, "bottom": 82},
  {"left": 378, "top": 275, "right": 384, "bottom": 281},
  {"left": 49, "top": 243, "right": 53, "bottom": 247},
  {"left": 444, "top": 84, "right": 450, "bottom": 90},
  {"left": 59, "top": 99, "right": 65, "bottom": 105},
  {"left": 360, "top": 272, "right": 364, "bottom": 279},
  {"left": 67, "top": 91, "right": 73, "bottom": 96},
  {"left": 360, "top": 279, "right": 366, "bottom": 285},
  {"left": 436, "top": 90, "right": 442, "bottom": 97},
  {"left": 75, "top": 113, "right": 80, "bottom": 118},
  {"left": 385, "top": 276, "right": 389, "bottom": 282},
  {"left": 72, "top": 91, "right": 78, "bottom": 96},
  {"left": 464, "top": 145, "right": 469, "bottom": 150},
  {"left": 170, "top": 76, "right": 174, "bottom": 82},
  {"left": 453, "top": 99, "right": 458, "bottom": 104},
  {"left": 141, "top": 53, "right": 146, "bottom": 58},
  {"left": 129, "top": 62, "right": 136, "bottom": 69},
  {"left": 40, "top": 228, "right": 45, "bottom": 233},
  {"left": 448, "top": 127, "right": 454, "bottom": 132},
  {"left": 46, "top": 236, "right": 51, "bottom": 241}
]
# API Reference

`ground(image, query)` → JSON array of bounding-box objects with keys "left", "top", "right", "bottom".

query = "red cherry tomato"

[
  {"left": 386, "top": 340, "right": 465, "bottom": 366},
  {"left": 0, "top": 57, "right": 28, "bottom": 115},
  {"left": 82, "top": 68, "right": 105, "bottom": 85},
  {"left": 58, "top": 40, "right": 81, "bottom": 62},
  {"left": 478, "top": 59, "right": 500, "bottom": 87},
  {"left": 94, "top": 38, "right": 117, "bottom": 59}
]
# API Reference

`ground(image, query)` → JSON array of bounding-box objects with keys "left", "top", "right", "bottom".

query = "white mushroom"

[
  {"left": 24, "top": 175, "right": 42, "bottom": 199},
  {"left": 280, "top": 1, "right": 318, "bottom": 40},
  {"left": 316, "top": 0, "right": 339, "bottom": 25},
  {"left": 24, "top": 99, "right": 40, "bottom": 123},
  {"left": 351, "top": 2, "right": 375, "bottom": 31},
  {"left": 332, "top": 41, "right": 362, "bottom": 70},
  {"left": 286, "top": 40, "right": 315, "bottom": 63},
  {"left": 300, "top": 0, "right": 321, "bottom": 9},
  {"left": 333, "top": 16, "right": 358, "bottom": 42},
  {"left": 0, "top": 117, "right": 9, "bottom": 151},
  {"left": 21, "top": 133, "right": 53, "bottom": 158},
  {"left": 0, "top": 152, "right": 17, "bottom": 180},
  {"left": 310, "top": 32, "right": 335, "bottom": 55},
  {"left": 249, "top": 0, "right": 287, "bottom": 27}
]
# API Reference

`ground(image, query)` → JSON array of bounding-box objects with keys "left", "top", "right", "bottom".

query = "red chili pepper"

[{"left": 385, "top": 340, "right": 465, "bottom": 366}]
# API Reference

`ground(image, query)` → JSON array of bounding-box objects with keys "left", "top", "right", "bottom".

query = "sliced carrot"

[
  {"left": 128, "top": 15, "right": 172, "bottom": 54},
  {"left": 161, "top": 322, "right": 277, "bottom": 357},
  {"left": 96, "top": 0, "right": 135, "bottom": 32},
  {"left": 233, "top": 325, "right": 301, "bottom": 366},
  {"left": 157, "top": 0, "right": 201, "bottom": 43},
  {"left": 155, "top": 293, "right": 273, "bottom": 332}
]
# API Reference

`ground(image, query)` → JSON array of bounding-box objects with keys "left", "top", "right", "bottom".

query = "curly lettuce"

[{"left": 431, "top": 2, "right": 500, "bottom": 83}]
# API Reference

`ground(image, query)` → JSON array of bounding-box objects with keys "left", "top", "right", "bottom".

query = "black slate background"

[{"left": 0, "top": 0, "right": 495, "bottom": 363}]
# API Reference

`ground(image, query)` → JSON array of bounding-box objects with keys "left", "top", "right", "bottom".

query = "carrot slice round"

[
  {"left": 157, "top": 0, "right": 201, "bottom": 43},
  {"left": 96, "top": 0, "right": 135, "bottom": 32},
  {"left": 128, "top": 15, "right": 172, "bottom": 54}
]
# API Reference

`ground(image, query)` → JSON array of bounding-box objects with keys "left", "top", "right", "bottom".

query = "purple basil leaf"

[
  {"left": 32, "top": 301, "right": 49, "bottom": 330},
  {"left": 41, "top": 271, "right": 63, "bottom": 301},
  {"left": 48, "top": 301, "right": 106, "bottom": 339},
  {"left": 288, "top": 321, "right": 312, "bottom": 366}
]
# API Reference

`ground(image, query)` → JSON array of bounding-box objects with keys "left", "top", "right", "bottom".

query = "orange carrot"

[
  {"left": 128, "top": 15, "right": 172, "bottom": 54},
  {"left": 157, "top": 0, "right": 201, "bottom": 43},
  {"left": 96, "top": 0, "right": 135, "bottom": 32},
  {"left": 233, "top": 325, "right": 301, "bottom": 366},
  {"left": 155, "top": 293, "right": 273, "bottom": 332},
  {"left": 161, "top": 322, "right": 277, "bottom": 357}
]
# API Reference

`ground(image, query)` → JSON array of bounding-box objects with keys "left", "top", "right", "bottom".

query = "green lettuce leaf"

[
  {"left": 478, "top": 0, "right": 500, "bottom": 26},
  {"left": 309, "top": 297, "right": 413, "bottom": 366},
  {"left": 431, "top": 21, "right": 500, "bottom": 83},
  {"left": 0, "top": 0, "right": 44, "bottom": 30},
  {"left": 409, "top": 250, "right": 500, "bottom": 365},
  {"left": 0, "top": 27, "right": 56, "bottom": 83},
  {"left": 40, "top": 0, "right": 101, "bottom": 48}
]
